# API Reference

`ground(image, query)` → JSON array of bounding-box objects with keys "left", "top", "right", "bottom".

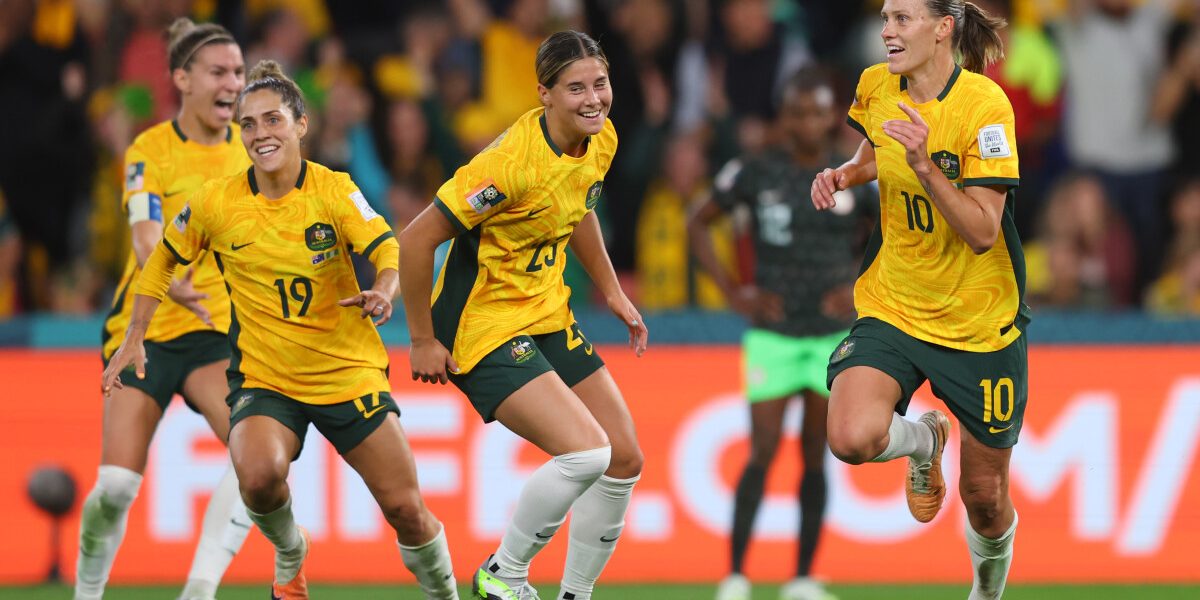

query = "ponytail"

[
  {"left": 957, "top": 1, "right": 1006, "bottom": 72},
  {"left": 925, "top": 0, "right": 1006, "bottom": 72}
]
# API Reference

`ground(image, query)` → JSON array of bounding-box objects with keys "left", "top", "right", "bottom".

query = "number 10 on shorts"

[{"left": 980, "top": 378, "right": 1014, "bottom": 424}]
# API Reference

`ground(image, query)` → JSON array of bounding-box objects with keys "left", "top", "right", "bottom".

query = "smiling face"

[
  {"left": 880, "top": 0, "right": 953, "bottom": 75},
  {"left": 238, "top": 88, "right": 307, "bottom": 175},
  {"left": 174, "top": 42, "right": 245, "bottom": 132},
  {"left": 538, "top": 57, "right": 612, "bottom": 141}
]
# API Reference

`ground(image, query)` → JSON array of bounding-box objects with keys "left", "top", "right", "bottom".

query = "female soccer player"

[
  {"left": 80, "top": 19, "right": 251, "bottom": 600},
  {"left": 102, "top": 60, "right": 458, "bottom": 600},
  {"left": 811, "top": 2, "right": 1024, "bottom": 599},
  {"left": 399, "top": 30, "right": 646, "bottom": 600},
  {"left": 695, "top": 67, "right": 865, "bottom": 600}
]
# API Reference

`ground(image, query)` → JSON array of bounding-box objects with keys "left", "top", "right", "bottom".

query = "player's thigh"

[
  {"left": 537, "top": 323, "right": 638, "bottom": 474},
  {"left": 570, "top": 367, "right": 642, "bottom": 477},
  {"left": 825, "top": 320, "right": 924, "bottom": 452},
  {"left": 99, "top": 385, "right": 163, "bottom": 473},
  {"left": 451, "top": 333, "right": 608, "bottom": 455},
  {"left": 339, "top": 410, "right": 436, "bottom": 540},
  {"left": 181, "top": 359, "right": 233, "bottom": 444},
  {"left": 227, "top": 390, "right": 307, "bottom": 487},
  {"left": 923, "top": 334, "right": 1028, "bottom": 450},
  {"left": 959, "top": 427, "right": 1015, "bottom": 534}
]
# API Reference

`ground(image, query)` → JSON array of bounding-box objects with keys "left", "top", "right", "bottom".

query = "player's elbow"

[{"left": 966, "top": 227, "right": 1000, "bottom": 255}]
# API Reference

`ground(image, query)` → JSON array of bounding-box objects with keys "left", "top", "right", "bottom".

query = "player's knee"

[
  {"left": 95, "top": 465, "right": 143, "bottom": 511},
  {"left": 606, "top": 442, "right": 643, "bottom": 479},
  {"left": 748, "top": 433, "right": 782, "bottom": 468},
  {"left": 827, "top": 425, "right": 879, "bottom": 465},
  {"left": 960, "top": 477, "right": 1006, "bottom": 523},
  {"left": 235, "top": 459, "right": 288, "bottom": 509},
  {"left": 378, "top": 489, "right": 430, "bottom": 540},
  {"left": 554, "top": 445, "right": 611, "bottom": 483}
]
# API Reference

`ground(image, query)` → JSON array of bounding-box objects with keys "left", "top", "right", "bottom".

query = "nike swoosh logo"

[
  {"left": 231, "top": 241, "right": 254, "bottom": 251},
  {"left": 989, "top": 425, "right": 1013, "bottom": 434},
  {"left": 535, "top": 532, "right": 554, "bottom": 539},
  {"left": 599, "top": 534, "right": 620, "bottom": 543},
  {"left": 362, "top": 405, "right": 388, "bottom": 419},
  {"left": 528, "top": 205, "right": 550, "bottom": 217}
]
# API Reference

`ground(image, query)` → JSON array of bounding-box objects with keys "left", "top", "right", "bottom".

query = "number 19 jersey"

[
  {"left": 154, "top": 161, "right": 399, "bottom": 404},
  {"left": 847, "top": 63, "right": 1026, "bottom": 352}
]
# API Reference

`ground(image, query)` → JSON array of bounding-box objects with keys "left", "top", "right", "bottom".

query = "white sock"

[
  {"left": 180, "top": 464, "right": 253, "bottom": 599},
  {"left": 399, "top": 522, "right": 458, "bottom": 599},
  {"left": 871, "top": 413, "right": 934, "bottom": 463},
  {"left": 75, "top": 465, "right": 143, "bottom": 600},
  {"left": 967, "top": 511, "right": 1017, "bottom": 600},
  {"left": 492, "top": 446, "right": 612, "bottom": 581},
  {"left": 244, "top": 496, "right": 305, "bottom": 583},
  {"left": 559, "top": 474, "right": 639, "bottom": 600}
]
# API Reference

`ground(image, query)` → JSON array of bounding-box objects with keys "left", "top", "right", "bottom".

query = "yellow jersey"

[
  {"left": 847, "top": 63, "right": 1026, "bottom": 351},
  {"left": 103, "top": 121, "right": 250, "bottom": 359},
  {"left": 151, "top": 161, "right": 399, "bottom": 404},
  {"left": 432, "top": 108, "right": 617, "bottom": 373}
]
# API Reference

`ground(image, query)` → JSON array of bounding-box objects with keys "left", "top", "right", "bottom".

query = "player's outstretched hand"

[
  {"left": 812, "top": 167, "right": 851, "bottom": 211},
  {"left": 409, "top": 338, "right": 459, "bottom": 385},
  {"left": 607, "top": 293, "right": 648, "bottom": 357},
  {"left": 101, "top": 339, "right": 147, "bottom": 397},
  {"left": 339, "top": 290, "right": 393, "bottom": 326},
  {"left": 167, "top": 268, "right": 213, "bottom": 327}
]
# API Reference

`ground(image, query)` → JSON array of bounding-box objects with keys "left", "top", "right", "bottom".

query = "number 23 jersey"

[
  {"left": 161, "top": 161, "right": 398, "bottom": 404},
  {"left": 432, "top": 108, "right": 616, "bottom": 374},
  {"left": 848, "top": 63, "right": 1025, "bottom": 352}
]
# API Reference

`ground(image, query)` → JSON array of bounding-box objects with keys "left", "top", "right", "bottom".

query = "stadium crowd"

[{"left": 0, "top": 0, "right": 1198, "bottom": 318}]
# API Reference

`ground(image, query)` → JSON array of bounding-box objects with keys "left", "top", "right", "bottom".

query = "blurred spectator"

[
  {"left": 0, "top": 192, "right": 19, "bottom": 317},
  {"left": 1153, "top": 0, "right": 1200, "bottom": 184},
  {"left": 449, "top": 0, "right": 553, "bottom": 142},
  {"left": 1053, "top": 0, "right": 1181, "bottom": 296},
  {"left": 0, "top": 0, "right": 94, "bottom": 311},
  {"left": 710, "top": 0, "right": 809, "bottom": 153},
  {"left": 117, "top": 0, "right": 188, "bottom": 123},
  {"left": 636, "top": 132, "right": 734, "bottom": 309},
  {"left": 585, "top": 0, "right": 687, "bottom": 270},
  {"left": 245, "top": 7, "right": 311, "bottom": 74},
  {"left": 978, "top": 0, "right": 1066, "bottom": 239},
  {"left": 1026, "top": 174, "right": 1136, "bottom": 309},
  {"left": 1147, "top": 180, "right": 1200, "bottom": 314}
]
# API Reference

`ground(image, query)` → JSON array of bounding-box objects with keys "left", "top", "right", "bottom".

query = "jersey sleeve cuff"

[
  {"left": 846, "top": 116, "right": 874, "bottom": 146},
  {"left": 361, "top": 231, "right": 396, "bottom": 259},
  {"left": 433, "top": 196, "right": 468, "bottom": 234},
  {"left": 162, "top": 238, "right": 193, "bottom": 266},
  {"left": 963, "top": 177, "right": 1020, "bottom": 189}
]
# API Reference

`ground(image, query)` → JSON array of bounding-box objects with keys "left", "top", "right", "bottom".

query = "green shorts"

[
  {"left": 450, "top": 322, "right": 605, "bottom": 423},
  {"left": 826, "top": 317, "right": 1028, "bottom": 448},
  {"left": 744, "top": 328, "right": 848, "bottom": 402},
  {"left": 227, "top": 388, "right": 399, "bottom": 457},
  {"left": 102, "top": 330, "right": 230, "bottom": 411}
]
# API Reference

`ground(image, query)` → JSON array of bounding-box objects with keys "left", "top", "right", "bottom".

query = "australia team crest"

[
  {"left": 930, "top": 150, "right": 960, "bottom": 181},
  {"left": 305, "top": 222, "right": 338, "bottom": 251},
  {"left": 585, "top": 181, "right": 603, "bottom": 210}
]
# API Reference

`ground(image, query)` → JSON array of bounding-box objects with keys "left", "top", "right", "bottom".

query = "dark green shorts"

[
  {"left": 450, "top": 322, "right": 605, "bottom": 423},
  {"left": 227, "top": 388, "right": 400, "bottom": 457},
  {"left": 103, "top": 330, "right": 230, "bottom": 411},
  {"left": 826, "top": 317, "right": 1028, "bottom": 448}
]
